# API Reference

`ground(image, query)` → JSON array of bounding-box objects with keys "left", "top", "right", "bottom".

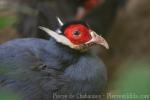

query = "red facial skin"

[{"left": 64, "top": 24, "right": 92, "bottom": 45}]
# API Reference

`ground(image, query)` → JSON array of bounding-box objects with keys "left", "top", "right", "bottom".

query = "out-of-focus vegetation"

[
  {"left": 109, "top": 59, "right": 150, "bottom": 100},
  {"left": 0, "top": 90, "right": 20, "bottom": 100},
  {"left": 0, "top": 8, "right": 18, "bottom": 43},
  {"left": 0, "top": 16, "right": 16, "bottom": 29}
]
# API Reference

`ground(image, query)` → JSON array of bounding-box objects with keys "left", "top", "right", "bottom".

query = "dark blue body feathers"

[{"left": 0, "top": 38, "right": 107, "bottom": 100}]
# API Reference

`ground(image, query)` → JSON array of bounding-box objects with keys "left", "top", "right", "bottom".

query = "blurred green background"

[{"left": 0, "top": 90, "right": 20, "bottom": 100}]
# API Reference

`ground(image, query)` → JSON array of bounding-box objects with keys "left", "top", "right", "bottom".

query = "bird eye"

[{"left": 73, "top": 30, "right": 81, "bottom": 36}]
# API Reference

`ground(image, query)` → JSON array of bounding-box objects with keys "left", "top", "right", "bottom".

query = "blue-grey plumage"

[{"left": 0, "top": 21, "right": 108, "bottom": 100}]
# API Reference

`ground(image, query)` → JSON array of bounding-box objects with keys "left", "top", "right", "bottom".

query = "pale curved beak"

[{"left": 86, "top": 30, "right": 109, "bottom": 49}]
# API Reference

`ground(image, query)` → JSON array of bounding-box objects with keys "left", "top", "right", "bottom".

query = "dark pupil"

[{"left": 73, "top": 30, "right": 80, "bottom": 36}]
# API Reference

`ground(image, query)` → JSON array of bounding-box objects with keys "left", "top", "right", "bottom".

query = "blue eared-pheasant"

[{"left": 0, "top": 18, "right": 109, "bottom": 100}]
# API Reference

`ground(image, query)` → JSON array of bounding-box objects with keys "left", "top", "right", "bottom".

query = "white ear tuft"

[
  {"left": 39, "top": 26, "right": 76, "bottom": 48},
  {"left": 56, "top": 17, "right": 64, "bottom": 26},
  {"left": 38, "top": 26, "right": 59, "bottom": 37}
]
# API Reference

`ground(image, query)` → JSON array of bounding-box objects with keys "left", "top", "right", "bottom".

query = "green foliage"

[
  {"left": 109, "top": 59, "right": 150, "bottom": 100},
  {"left": 0, "top": 90, "right": 20, "bottom": 100},
  {"left": 0, "top": 16, "right": 16, "bottom": 30}
]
